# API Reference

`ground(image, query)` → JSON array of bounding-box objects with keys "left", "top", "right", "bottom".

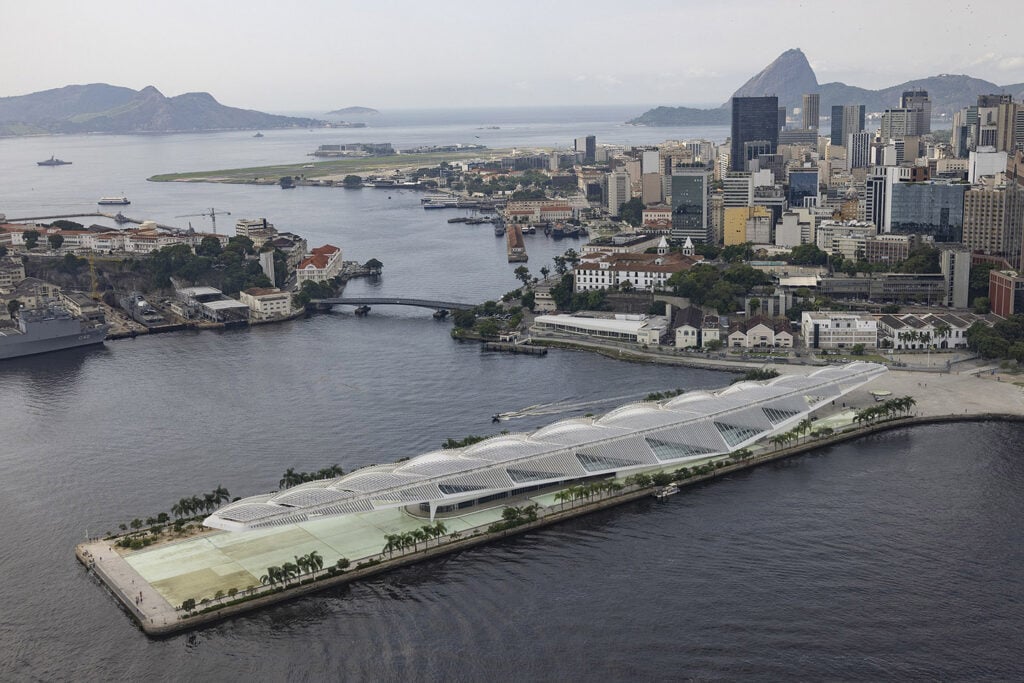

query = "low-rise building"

[
  {"left": 801, "top": 311, "right": 877, "bottom": 349},
  {"left": 671, "top": 305, "right": 705, "bottom": 348},
  {"left": 0, "top": 257, "right": 26, "bottom": 288},
  {"left": 574, "top": 250, "right": 701, "bottom": 293},
  {"left": 532, "top": 313, "right": 669, "bottom": 345},
  {"left": 876, "top": 312, "right": 979, "bottom": 349},
  {"left": 60, "top": 291, "right": 104, "bottom": 322},
  {"left": 580, "top": 234, "right": 661, "bottom": 255},
  {"left": 296, "top": 245, "right": 343, "bottom": 284},
  {"left": 239, "top": 287, "right": 292, "bottom": 318},
  {"left": 989, "top": 269, "right": 1024, "bottom": 317},
  {"left": 642, "top": 205, "right": 672, "bottom": 226},
  {"left": 726, "top": 316, "right": 794, "bottom": 348}
]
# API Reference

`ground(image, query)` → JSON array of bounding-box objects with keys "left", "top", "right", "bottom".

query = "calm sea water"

[{"left": 1, "top": 110, "right": 1022, "bottom": 680}]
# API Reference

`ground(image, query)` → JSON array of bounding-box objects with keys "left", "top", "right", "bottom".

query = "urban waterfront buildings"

[{"left": 204, "top": 363, "right": 887, "bottom": 532}]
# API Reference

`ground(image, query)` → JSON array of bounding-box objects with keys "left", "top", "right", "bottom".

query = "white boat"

[
  {"left": 98, "top": 196, "right": 130, "bottom": 205},
  {"left": 653, "top": 484, "right": 680, "bottom": 500}
]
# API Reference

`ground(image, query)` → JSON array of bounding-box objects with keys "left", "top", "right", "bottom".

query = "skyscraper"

[
  {"left": 670, "top": 165, "right": 711, "bottom": 243},
  {"left": 830, "top": 104, "right": 866, "bottom": 147},
  {"left": 900, "top": 89, "right": 932, "bottom": 135},
  {"left": 574, "top": 135, "right": 596, "bottom": 164},
  {"left": 731, "top": 96, "right": 779, "bottom": 172},
  {"left": 802, "top": 93, "right": 820, "bottom": 130},
  {"left": 847, "top": 131, "right": 872, "bottom": 169}
]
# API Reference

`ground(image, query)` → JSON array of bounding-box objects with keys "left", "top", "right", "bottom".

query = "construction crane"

[{"left": 175, "top": 208, "right": 231, "bottom": 234}]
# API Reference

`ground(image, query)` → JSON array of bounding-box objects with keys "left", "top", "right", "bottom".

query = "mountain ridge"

[
  {"left": 629, "top": 49, "right": 1024, "bottom": 126},
  {"left": 0, "top": 84, "right": 324, "bottom": 135}
]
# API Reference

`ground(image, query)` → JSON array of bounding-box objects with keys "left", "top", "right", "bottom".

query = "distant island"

[
  {"left": 628, "top": 48, "right": 1024, "bottom": 126},
  {"left": 325, "top": 106, "right": 380, "bottom": 117},
  {"left": 0, "top": 83, "right": 325, "bottom": 136}
]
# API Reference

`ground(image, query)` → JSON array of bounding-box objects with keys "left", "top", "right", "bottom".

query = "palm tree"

[
  {"left": 295, "top": 555, "right": 309, "bottom": 576},
  {"left": 203, "top": 493, "right": 217, "bottom": 513},
  {"left": 171, "top": 501, "right": 184, "bottom": 519},
  {"left": 190, "top": 496, "right": 204, "bottom": 517},
  {"left": 213, "top": 485, "right": 230, "bottom": 505},
  {"left": 308, "top": 550, "right": 323, "bottom": 575},
  {"left": 281, "top": 562, "right": 299, "bottom": 585},
  {"left": 279, "top": 468, "right": 297, "bottom": 489},
  {"left": 902, "top": 395, "right": 917, "bottom": 415},
  {"left": 382, "top": 534, "right": 398, "bottom": 557}
]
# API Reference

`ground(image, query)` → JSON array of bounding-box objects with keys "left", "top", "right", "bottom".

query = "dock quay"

[{"left": 482, "top": 341, "right": 547, "bottom": 355}]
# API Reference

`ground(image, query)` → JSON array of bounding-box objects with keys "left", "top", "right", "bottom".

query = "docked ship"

[
  {"left": 98, "top": 196, "right": 130, "bottom": 205},
  {"left": 37, "top": 156, "right": 71, "bottom": 166},
  {"left": 120, "top": 292, "right": 165, "bottom": 327},
  {"left": 0, "top": 306, "right": 108, "bottom": 360}
]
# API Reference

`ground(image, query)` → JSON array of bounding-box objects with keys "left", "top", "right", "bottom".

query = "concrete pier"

[{"left": 76, "top": 366, "right": 1024, "bottom": 636}]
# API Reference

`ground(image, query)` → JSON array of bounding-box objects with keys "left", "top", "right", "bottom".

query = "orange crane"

[{"left": 175, "top": 208, "right": 231, "bottom": 234}]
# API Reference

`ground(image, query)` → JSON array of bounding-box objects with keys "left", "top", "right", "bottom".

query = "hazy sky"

[{"left": 3, "top": 0, "right": 1023, "bottom": 112}]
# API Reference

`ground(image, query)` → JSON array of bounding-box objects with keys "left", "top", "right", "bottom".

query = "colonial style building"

[
  {"left": 573, "top": 248, "right": 701, "bottom": 293},
  {"left": 726, "top": 316, "right": 794, "bottom": 348},
  {"left": 875, "top": 312, "right": 980, "bottom": 350},
  {"left": 296, "top": 245, "right": 343, "bottom": 284}
]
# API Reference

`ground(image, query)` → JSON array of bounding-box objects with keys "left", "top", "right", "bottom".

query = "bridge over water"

[{"left": 310, "top": 297, "right": 476, "bottom": 311}]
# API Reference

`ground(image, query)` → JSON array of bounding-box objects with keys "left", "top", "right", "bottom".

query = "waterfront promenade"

[{"left": 75, "top": 364, "right": 1024, "bottom": 635}]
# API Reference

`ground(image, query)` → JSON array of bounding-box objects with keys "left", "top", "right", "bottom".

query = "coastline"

[{"left": 75, "top": 408, "right": 1024, "bottom": 637}]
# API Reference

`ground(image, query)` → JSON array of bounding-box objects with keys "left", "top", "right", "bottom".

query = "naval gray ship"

[{"left": 0, "top": 306, "right": 108, "bottom": 360}]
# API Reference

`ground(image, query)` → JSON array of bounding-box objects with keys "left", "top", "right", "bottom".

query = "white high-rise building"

[{"left": 605, "top": 169, "right": 630, "bottom": 216}]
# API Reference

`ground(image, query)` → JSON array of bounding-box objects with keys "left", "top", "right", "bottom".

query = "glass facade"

[
  {"left": 788, "top": 170, "right": 819, "bottom": 208},
  {"left": 671, "top": 170, "right": 709, "bottom": 242},
  {"left": 889, "top": 182, "right": 967, "bottom": 242},
  {"left": 731, "top": 97, "right": 779, "bottom": 172}
]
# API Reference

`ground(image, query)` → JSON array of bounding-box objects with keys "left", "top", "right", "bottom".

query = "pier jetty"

[{"left": 75, "top": 364, "right": 1024, "bottom": 636}]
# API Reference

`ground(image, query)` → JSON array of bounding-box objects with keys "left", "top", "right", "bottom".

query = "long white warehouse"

[{"left": 206, "top": 362, "right": 886, "bottom": 532}]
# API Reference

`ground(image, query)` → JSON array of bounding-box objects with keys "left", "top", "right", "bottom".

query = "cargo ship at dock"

[{"left": 0, "top": 306, "right": 108, "bottom": 360}]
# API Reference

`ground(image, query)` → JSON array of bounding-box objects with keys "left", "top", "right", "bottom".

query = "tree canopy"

[{"left": 618, "top": 197, "right": 644, "bottom": 227}]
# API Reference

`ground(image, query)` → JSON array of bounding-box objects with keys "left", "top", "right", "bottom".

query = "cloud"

[{"left": 968, "top": 52, "right": 1024, "bottom": 72}]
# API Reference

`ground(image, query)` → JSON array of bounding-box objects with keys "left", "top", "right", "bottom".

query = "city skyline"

[{"left": 2, "top": 0, "right": 1023, "bottom": 111}]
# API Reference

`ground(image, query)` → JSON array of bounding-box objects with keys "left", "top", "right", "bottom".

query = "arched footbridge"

[{"left": 309, "top": 297, "right": 476, "bottom": 311}]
